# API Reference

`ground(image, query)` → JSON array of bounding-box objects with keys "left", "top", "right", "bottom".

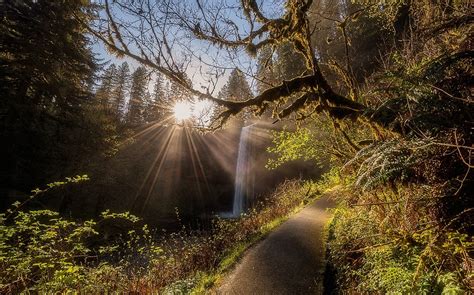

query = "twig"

[
  {"left": 345, "top": 240, "right": 395, "bottom": 253},
  {"left": 455, "top": 160, "right": 471, "bottom": 195},
  {"left": 427, "top": 83, "right": 473, "bottom": 104},
  {"left": 353, "top": 196, "right": 444, "bottom": 206},
  {"left": 454, "top": 130, "right": 474, "bottom": 168}
]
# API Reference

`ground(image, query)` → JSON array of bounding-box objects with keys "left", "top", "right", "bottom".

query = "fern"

[{"left": 344, "top": 139, "right": 434, "bottom": 190}]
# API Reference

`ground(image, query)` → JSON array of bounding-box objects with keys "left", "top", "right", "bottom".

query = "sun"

[
  {"left": 172, "top": 99, "right": 215, "bottom": 125},
  {"left": 173, "top": 101, "right": 193, "bottom": 122}
]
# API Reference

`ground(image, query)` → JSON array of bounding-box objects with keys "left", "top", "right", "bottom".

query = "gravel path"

[{"left": 216, "top": 195, "right": 335, "bottom": 295}]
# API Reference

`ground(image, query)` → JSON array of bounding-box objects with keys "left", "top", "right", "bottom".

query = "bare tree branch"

[{"left": 86, "top": 0, "right": 370, "bottom": 129}]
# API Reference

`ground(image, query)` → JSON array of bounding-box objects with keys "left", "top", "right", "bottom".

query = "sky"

[
  {"left": 92, "top": 30, "right": 233, "bottom": 94},
  {"left": 91, "top": 0, "right": 287, "bottom": 95}
]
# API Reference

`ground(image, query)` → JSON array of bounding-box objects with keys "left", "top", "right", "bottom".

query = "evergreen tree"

[
  {"left": 218, "top": 68, "right": 253, "bottom": 122},
  {"left": 142, "top": 90, "right": 154, "bottom": 124},
  {"left": 96, "top": 63, "right": 117, "bottom": 110},
  {"left": 0, "top": 0, "right": 100, "bottom": 192},
  {"left": 127, "top": 66, "right": 148, "bottom": 126},
  {"left": 111, "top": 62, "right": 130, "bottom": 120},
  {"left": 219, "top": 68, "right": 253, "bottom": 102},
  {"left": 275, "top": 42, "right": 307, "bottom": 81},
  {"left": 153, "top": 73, "right": 165, "bottom": 106},
  {"left": 255, "top": 42, "right": 306, "bottom": 91},
  {"left": 144, "top": 72, "right": 165, "bottom": 123},
  {"left": 255, "top": 46, "right": 278, "bottom": 94},
  {"left": 253, "top": 43, "right": 306, "bottom": 119}
]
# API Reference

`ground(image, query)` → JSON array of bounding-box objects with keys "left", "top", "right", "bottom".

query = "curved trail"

[{"left": 216, "top": 196, "right": 335, "bottom": 295}]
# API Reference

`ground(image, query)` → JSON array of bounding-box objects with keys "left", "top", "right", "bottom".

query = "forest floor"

[{"left": 215, "top": 195, "right": 336, "bottom": 294}]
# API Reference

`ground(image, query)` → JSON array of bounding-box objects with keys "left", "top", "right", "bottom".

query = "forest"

[{"left": 0, "top": 0, "right": 472, "bottom": 293}]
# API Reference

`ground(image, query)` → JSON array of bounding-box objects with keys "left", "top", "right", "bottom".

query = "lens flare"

[
  {"left": 172, "top": 99, "right": 214, "bottom": 125},
  {"left": 173, "top": 101, "right": 193, "bottom": 122}
]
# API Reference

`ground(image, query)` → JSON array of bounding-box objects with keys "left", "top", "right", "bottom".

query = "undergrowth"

[
  {"left": 324, "top": 104, "right": 473, "bottom": 293},
  {"left": 0, "top": 178, "right": 324, "bottom": 293},
  {"left": 326, "top": 183, "right": 472, "bottom": 294},
  {"left": 321, "top": 2, "right": 473, "bottom": 293}
]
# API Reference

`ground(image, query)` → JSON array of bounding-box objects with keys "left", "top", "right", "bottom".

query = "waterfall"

[{"left": 232, "top": 124, "right": 254, "bottom": 217}]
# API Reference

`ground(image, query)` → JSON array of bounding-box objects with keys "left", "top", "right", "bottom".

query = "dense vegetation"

[
  {"left": 1, "top": 177, "right": 326, "bottom": 293},
  {"left": 266, "top": 1, "right": 473, "bottom": 292},
  {"left": 1, "top": 0, "right": 472, "bottom": 293}
]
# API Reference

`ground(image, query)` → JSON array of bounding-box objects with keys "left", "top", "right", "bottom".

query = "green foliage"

[
  {"left": 267, "top": 127, "right": 326, "bottom": 169},
  {"left": 0, "top": 206, "right": 163, "bottom": 293},
  {"left": 0, "top": 177, "right": 163, "bottom": 293},
  {"left": 267, "top": 112, "right": 373, "bottom": 170},
  {"left": 323, "top": 4, "right": 472, "bottom": 292},
  {"left": 327, "top": 183, "right": 472, "bottom": 293},
  {"left": 1, "top": 210, "right": 93, "bottom": 292},
  {"left": 5, "top": 175, "right": 89, "bottom": 218},
  {"left": 0, "top": 179, "right": 320, "bottom": 293},
  {"left": 344, "top": 139, "right": 433, "bottom": 190},
  {"left": 368, "top": 50, "right": 472, "bottom": 135},
  {"left": 267, "top": 117, "right": 334, "bottom": 169},
  {"left": 313, "top": 167, "right": 345, "bottom": 194},
  {"left": 1, "top": 0, "right": 471, "bottom": 294}
]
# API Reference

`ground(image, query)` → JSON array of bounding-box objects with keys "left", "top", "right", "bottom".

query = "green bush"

[
  {"left": 326, "top": 187, "right": 471, "bottom": 294},
  {"left": 1, "top": 178, "right": 319, "bottom": 293},
  {"left": 0, "top": 176, "right": 163, "bottom": 293}
]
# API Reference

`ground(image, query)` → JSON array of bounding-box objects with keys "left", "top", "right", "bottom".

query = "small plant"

[
  {"left": 0, "top": 178, "right": 321, "bottom": 293},
  {"left": 0, "top": 177, "right": 162, "bottom": 293},
  {"left": 344, "top": 139, "right": 431, "bottom": 190},
  {"left": 326, "top": 184, "right": 472, "bottom": 293}
]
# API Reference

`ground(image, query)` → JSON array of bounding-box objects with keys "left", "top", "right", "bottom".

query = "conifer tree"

[
  {"left": 153, "top": 73, "right": 165, "bottom": 102},
  {"left": 255, "top": 46, "right": 278, "bottom": 94},
  {"left": 0, "top": 0, "right": 100, "bottom": 190},
  {"left": 142, "top": 90, "right": 154, "bottom": 124},
  {"left": 143, "top": 73, "right": 165, "bottom": 123},
  {"left": 218, "top": 68, "right": 253, "bottom": 122},
  {"left": 96, "top": 64, "right": 117, "bottom": 110},
  {"left": 275, "top": 42, "right": 307, "bottom": 81},
  {"left": 219, "top": 68, "right": 253, "bottom": 102},
  {"left": 111, "top": 62, "right": 130, "bottom": 120},
  {"left": 127, "top": 66, "right": 148, "bottom": 126}
]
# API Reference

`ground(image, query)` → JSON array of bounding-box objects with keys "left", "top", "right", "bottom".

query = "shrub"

[
  {"left": 326, "top": 185, "right": 472, "bottom": 293},
  {"left": 1, "top": 178, "right": 320, "bottom": 293}
]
